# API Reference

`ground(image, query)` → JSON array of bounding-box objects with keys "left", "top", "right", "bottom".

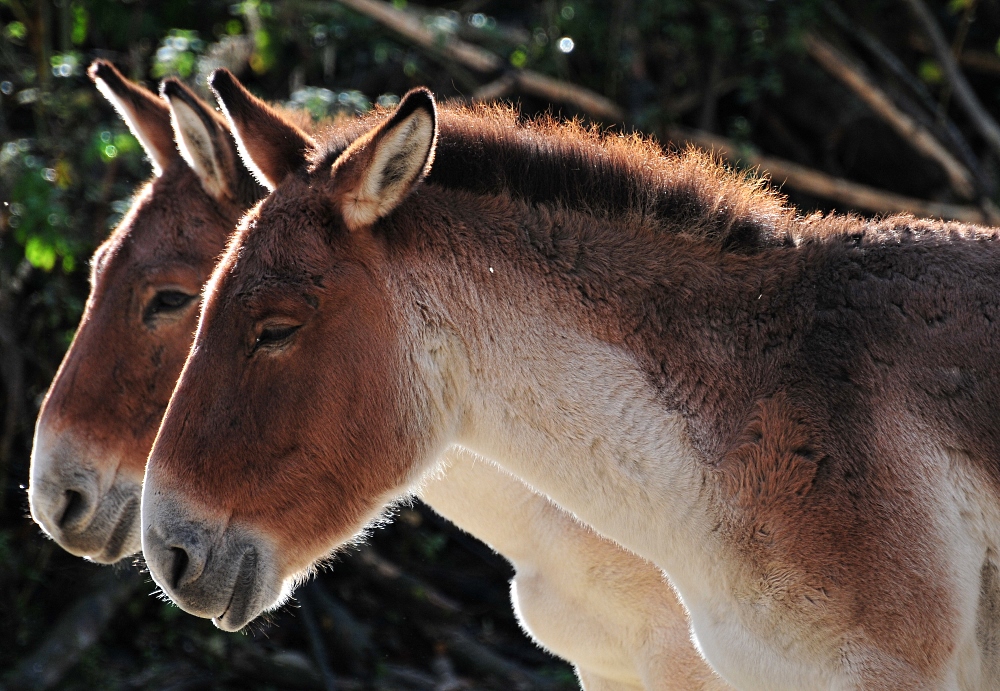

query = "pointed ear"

[
  {"left": 332, "top": 88, "right": 438, "bottom": 231},
  {"left": 208, "top": 68, "right": 314, "bottom": 190},
  {"left": 88, "top": 60, "right": 178, "bottom": 176},
  {"left": 160, "top": 78, "right": 240, "bottom": 201}
]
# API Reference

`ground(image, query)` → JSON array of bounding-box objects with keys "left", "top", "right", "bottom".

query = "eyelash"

[
  {"left": 144, "top": 290, "right": 196, "bottom": 324},
  {"left": 253, "top": 324, "right": 301, "bottom": 352}
]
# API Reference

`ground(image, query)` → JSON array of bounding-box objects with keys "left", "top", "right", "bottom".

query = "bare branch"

[
  {"left": 955, "top": 49, "right": 1000, "bottom": 75},
  {"left": 512, "top": 70, "right": 623, "bottom": 120},
  {"left": 305, "top": 580, "right": 372, "bottom": 676},
  {"left": 334, "top": 0, "right": 624, "bottom": 121},
  {"left": 471, "top": 75, "right": 516, "bottom": 102},
  {"left": 356, "top": 547, "right": 463, "bottom": 616},
  {"left": 431, "top": 625, "right": 559, "bottom": 690},
  {"left": 670, "top": 127, "right": 998, "bottom": 224},
  {"left": 337, "top": 0, "right": 500, "bottom": 71},
  {"left": 297, "top": 583, "right": 339, "bottom": 691},
  {"left": 822, "top": 1, "right": 986, "bottom": 190},
  {"left": 229, "top": 645, "right": 361, "bottom": 690},
  {"left": 4, "top": 570, "right": 142, "bottom": 691},
  {"left": 902, "top": 0, "right": 1000, "bottom": 160},
  {"left": 805, "top": 33, "right": 976, "bottom": 198}
]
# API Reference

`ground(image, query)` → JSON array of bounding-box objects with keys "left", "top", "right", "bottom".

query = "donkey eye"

[
  {"left": 144, "top": 290, "right": 196, "bottom": 323},
  {"left": 253, "top": 325, "right": 301, "bottom": 352}
]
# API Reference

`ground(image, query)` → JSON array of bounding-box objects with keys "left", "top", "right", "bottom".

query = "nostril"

[
  {"left": 170, "top": 546, "right": 190, "bottom": 591},
  {"left": 58, "top": 489, "right": 87, "bottom": 529}
]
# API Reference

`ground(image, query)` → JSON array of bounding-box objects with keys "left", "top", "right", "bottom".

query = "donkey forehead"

[
  {"left": 97, "top": 167, "right": 231, "bottom": 279},
  {"left": 231, "top": 180, "right": 347, "bottom": 274}
]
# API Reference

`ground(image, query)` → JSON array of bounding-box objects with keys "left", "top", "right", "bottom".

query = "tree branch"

[
  {"left": 901, "top": 0, "right": 1000, "bottom": 160},
  {"left": 822, "top": 1, "right": 987, "bottom": 191},
  {"left": 334, "top": 0, "right": 624, "bottom": 121},
  {"left": 4, "top": 569, "right": 142, "bottom": 691},
  {"left": 297, "top": 583, "right": 339, "bottom": 691},
  {"left": 670, "top": 126, "right": 998, "bottom": 224},
  {"left": 805, "top": 33, "right": 976, "bottom": 198},
  {"left": 305, "top": 580, "right": 372, "bottom": 676},
  {"left": 430, "top": 625, "right": 558, "bottom": 690}
]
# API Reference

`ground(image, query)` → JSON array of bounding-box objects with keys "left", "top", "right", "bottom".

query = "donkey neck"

[{"left": 387, "top": 187, "right": 806, "bottom": 583}]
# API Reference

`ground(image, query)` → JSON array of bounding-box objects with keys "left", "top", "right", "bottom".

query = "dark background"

[{"left": 1, "top": 0, "right": 998, "bottom": 688}]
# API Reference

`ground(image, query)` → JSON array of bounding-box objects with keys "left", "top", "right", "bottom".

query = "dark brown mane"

[{"left": 314, "top": 103, "right": 799, "bottom": 253}]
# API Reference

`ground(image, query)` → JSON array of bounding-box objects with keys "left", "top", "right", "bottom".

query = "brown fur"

[
  {"left": 36, "top": 71, "right": 730, "bottom": 688},
  {"left": 28, "top": 64, "right": 264, "bottom": 561},
  {"left": 146, "top": 77, "right": 1000, "bottom": 683},
  {"left": 87, "top": 60, "right": 179, "bottom": 175}
]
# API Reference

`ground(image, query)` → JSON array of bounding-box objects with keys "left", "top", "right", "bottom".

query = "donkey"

[
  {"left": 142, "top": 70, "right": 1000, "bottom": 689},
  {"left": 28, "top": 61, "right": 726, "bottom": 691},
  {"left": 27, "top": 60, "right": 263, "bottom": 563}
]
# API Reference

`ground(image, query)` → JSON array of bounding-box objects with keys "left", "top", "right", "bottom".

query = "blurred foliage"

[{"left": 4, "top": 0, "right": 1000, "bottom": 688}]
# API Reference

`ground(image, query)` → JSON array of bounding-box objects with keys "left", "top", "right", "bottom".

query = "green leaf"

[
  {"left": 71, "top": 3, "right": 88, "bottom": 45},
  {"left": 25, "top": 236, "right": 57, "bottom": 271},
  {"left": 5, "top": 21, "right": 26, "bottom": 40}
]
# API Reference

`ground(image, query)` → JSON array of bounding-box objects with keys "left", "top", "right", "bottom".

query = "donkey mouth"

[
  {"left": 89, "top": 495, "right": 141, "bottom": 564},
  {"left": 213, "top": 546, "right": 259, "bottom": 631},
  {"left": 42, "top": 478, "right": 142, "bottom": 562}
]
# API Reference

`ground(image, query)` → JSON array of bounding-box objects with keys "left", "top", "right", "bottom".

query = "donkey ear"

[
  {"left": 208, "top": 68, "right": 314, "bottom": 190},
  {"left": 160, "top": 78, "right": 239, "bottom": 201},
  {"left": 332, "top": 88, "right": 437, "bottom": 231},
  {"left": 88, "top": 60, "right": 178, "bottom": 176}
]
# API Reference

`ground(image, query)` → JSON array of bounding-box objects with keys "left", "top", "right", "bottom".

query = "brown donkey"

[
  {"left": 28, "top": 61, "right": 263, "bottom": 562},
  {"left": 144, "top": 70, "right": 1000, "bottom": 689},
  {"left": 30, "top": 63, "right": 726, "bottom": 690}
]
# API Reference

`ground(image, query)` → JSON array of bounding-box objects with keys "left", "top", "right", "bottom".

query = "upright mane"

[{"left": 313, "top": 102, "right": 798, "bottom": 253}]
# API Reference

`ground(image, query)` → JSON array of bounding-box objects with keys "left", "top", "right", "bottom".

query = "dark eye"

[
  {"left": 253, "top": 324, "right": 301, "bottom": 352},
  {"left": 144, "top": 290, "right": 196, "bottom": 323}
]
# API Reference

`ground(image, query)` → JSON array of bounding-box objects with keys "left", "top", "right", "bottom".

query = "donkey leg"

[{"left": 576, "top": 669, "right": 644, "bottom": 691}]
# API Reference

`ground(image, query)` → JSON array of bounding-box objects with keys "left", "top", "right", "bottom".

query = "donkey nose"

[
  {"left": 168, "top": 544, "right": 199, "bottom": 590},
  {"left": 58, "top": 488, "right": 90, "bottom": 530},
  {"left": 145, "top": 523, "right": 210, "bottom": 592},
  {"left": 30, "top": 475, "right": 99, "bottom": 539}
]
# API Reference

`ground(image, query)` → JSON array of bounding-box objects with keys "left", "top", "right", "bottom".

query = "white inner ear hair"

[
  {"left": 342, "top": 110, "right": 434, "bottom": 231},
  {"left": 94, "top": 78, "right": 171, "bottom": 177},
  {"left": 168, "top": 99, "right": 230, "bottom": 201}
]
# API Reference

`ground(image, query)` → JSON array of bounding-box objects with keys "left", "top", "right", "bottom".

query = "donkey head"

[
  {"left": 142, "top": 71, "right": 445, "bottom": 630},
  {"left": 28, "top": 61, "right": 256, "bottom": 562}
]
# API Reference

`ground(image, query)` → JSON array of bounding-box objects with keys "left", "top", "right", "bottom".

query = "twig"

[
  {"left": 953, "top": 48, "right": 1000, "bottom": 75},
  {"left": 823, "top": 2, "right": 986, "bottom": 191},
  {"left": 513, "top": 71, "right": 622, "bottom": 120},
  {"left": 306, "top": 580, "right": 372, "bottom": 676},
  {"left": 350, "top": 548, "right": 560, "bottom": 689},
  {"left": 0, "top": 314, "right": 23, "bottom": 511},
  {"left": 0, "top": 259, "right": 28, "bottom": 511},
  {"left": 334, "top": 0, "right": 624, "bottom": 121},
  {"left": 429, "top": 625, "right": 558, "bottom": 690},
  {"left": 229, "top": 646, "right": 361, "bottom": 691},
  {"left": 698, "top": 46, "right": 724, "bottom": 132},
  {"left": 805, "top": 33, "right": 975, "bottom": 199},
  {"left": 355, "top": 547, "right": 463, "bottom": 616},
  {"left": 471, "top": 75, "right": 515, "bottom": 102},
  {"left": 935, "top": 0, "right": 978, "bottom": 119},
  {"left": 298, "top": 583, "right": 338, "bottom": 691},
  {"left": 902, "top": 0, "right": 1000, "bottom": 160},
  {"left": 670, "top": 126, "right": 998, "bottom": 224},
  {"left": 1, "top": 0, "right": 32, "bottom": 25},
  {"left": 431, "top": 647, "right": 463, "bottom": 691},
  {"left": 4, "top": 569, "right": 143, "bottom": 691},
  {"left": 908, "top": 31, "right": 1000, "bottom": 77}
]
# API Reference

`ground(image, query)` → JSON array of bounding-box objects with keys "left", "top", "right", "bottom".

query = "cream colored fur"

[
  {"left": 419, "top": 447, "right": 729, "bottom": 690},
  {"left": 340, "top": 108, "right": 436, "bottom": 231},
  {"left": 395, "top": 269, "right": 1000, "bottom": 689}
]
